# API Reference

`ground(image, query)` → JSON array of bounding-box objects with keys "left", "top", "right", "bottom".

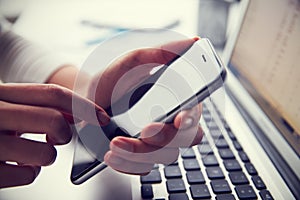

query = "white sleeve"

[{"left": 0, "top": 30, "right": 69, "bottom": 83}]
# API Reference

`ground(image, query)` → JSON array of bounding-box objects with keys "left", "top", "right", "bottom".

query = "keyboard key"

[
  {"left": 216, "top": 194, "right": 236, "bottom": 200},
  {"left": 211, "top": 179, "right": 232, "bottom": 194},
  {"left": 229, "top": 172, "right": 249, "bottom": 185},
  {"left": 183, "top": 159, "right": 200, "bottom": 170},
  {"left": 210, "top": 129, "right": 223, "bottom": 138},
  {"left": 245, "top": 162, "right": 258, "bottom": 175},
  {"left": 252, "top": 176, "right": 266, "bottom": 190},
  {"left": 202, "top": 113, "right": 212, "bottom": 121},
  {"left": 218, "top": 115, "right": 225, "bottom": 124},
  {"left": 223, "top": 122, "right": 230, "bottom": 129},
  {"left": 206, "top": 166, "right": 225, "bottom": 179},
  {"left": 198, "top": 144, "right": 213, "bottom": 155},
  {"left": 233, "top": 140, "right": 243, "bottom": 151},
  {"left": 186, "top": 171, "right": 205, "bottom": 184},
  {"left": 204, "top": 115, "right": 215, "bottom": 123},
  {"left": 216, "top": 194, "right": 235, "bottom": 200},
  {"left": 202, "top": 108, "right": 210, "bottom": 115},
  {"left": 259, "top": 190, "right": 274, "bottom": 200},
  {"left": 203, "top": 117, "right": 211, "bottom": 124},
  {"left": 215, "top": 138, "right": 229, "bottom": 148},
  {"left": 202, "top": 154, "right": 219, "bottom": 166},
  {"left": 223, "top": 159, "right": 242, "bottom": 171},
  {"left": 180, "top": 148, "right": 196, "bottom": 158},
  {"left": 140, "top": 169, "right": 162, "bottom": 184},
  {"left": 219, "top": 148, "right": 235, "bottom": 159},
  {"left": 227, "top": 130, "right": 236, "bottom": 141},
  {"left": 190, "top": 184, "right": 211, "bottom": 199},
  {"left": 169, "top": 193, "right": 189, "bottom": 200},
  {"left": 166, "top": 179, "right": 186, "bottom": 193},
  {"left": 164, "top": 166, "right": 182, "bottom": 179},
  {"left": 141, "top": 184, "right": 154, "bottom": 199},
  {"left": 203, "top": 118, "right": 214, "bottom": 126},
  {"left": 208, "top": 123, "right": 220, "bottom": 131},
  {"left": 238, "top": 151, "right": 250, "bottom": 162},
  {"left": 235, "top": 185, "right": 257, "bottom": 199},
  {"left": 202, "top": 104, "right": 209, "bottom": 112}
]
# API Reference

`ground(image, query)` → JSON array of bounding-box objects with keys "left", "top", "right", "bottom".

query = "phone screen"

[
  {"left": 71, "top": 38, "right": 226, "bottom": 184},
  {"left": 111, "top": 39, "right": 224, "bottom": 136}
]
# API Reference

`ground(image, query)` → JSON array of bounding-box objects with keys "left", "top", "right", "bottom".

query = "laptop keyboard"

[{"left": 139, "top": 103, "right": 274, "bottom": 200}]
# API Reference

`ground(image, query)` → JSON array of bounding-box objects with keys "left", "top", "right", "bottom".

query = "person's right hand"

[{"left": 0, "top": 83, "right": 110, "bottom": 188}]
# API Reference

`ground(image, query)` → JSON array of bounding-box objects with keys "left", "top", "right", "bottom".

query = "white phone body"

[{"left": 71, "top": 38, "right": 226, "bottom": 184}]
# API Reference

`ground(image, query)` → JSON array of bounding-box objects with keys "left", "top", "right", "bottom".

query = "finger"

[
  {"left": 109, "top": 137, "right": 179, "bottom": 164},
  {"left": 0, "top": 135, "right": 57, "bottom": 166},
  {"left": 0, "top": 83, "right": 110, "bottom": 126},
  {"left": 174, "top": 103, "right": 202, "bottom": 130},
  {"left": 105, "top": 37, "right": 199, "bottom": 78},
  {"left": 94, "top": 37, "right": 199, "bottom": 108},
  {"left": 0, "top": 101, "right": 72, "bottom": 144},
  {"left": 104, "top": 151, "right": 154, "bottom": 175},
  {"left": 0, "top": 163, "right": 40, "bottom": 188},
  {"left": 141, "top": 123, "right": 203, "bottom": 148}
]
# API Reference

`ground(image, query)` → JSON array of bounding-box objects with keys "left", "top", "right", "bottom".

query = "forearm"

[
  {"left": 0, "top": 31, "right": 70, "bottom": 84},
  {"left": 46, "top": 65, "right": 92, "bottom": 96},
  {"left": 46, "top": 65, "right": 79, "bottom": 90}
]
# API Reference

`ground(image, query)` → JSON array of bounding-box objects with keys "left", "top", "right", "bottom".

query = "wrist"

[{"left": 46, "top": 65, "right": 92, "bottom": 97}]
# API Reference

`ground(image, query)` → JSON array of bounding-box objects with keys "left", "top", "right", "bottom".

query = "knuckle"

[
  {"left": 132, "top": 49, "right": 143, "bottom": 60},
  {"left": 127, "top": 49, "right": 143, "bottom": 67},
  {"left": 159, "top": 48, "right": 168, "bottom": 62},
  {"left": 159, "top": 47, "right": 174, "bottom": 63},
  {"left": 46, "top": 84, "right": 69, "bottom": 101}
]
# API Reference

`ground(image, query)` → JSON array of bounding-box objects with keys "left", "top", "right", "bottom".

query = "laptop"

[
  {"left": 0, "top": 0, "right": 299, "bottom": 199},
  {"left": 129, "top": 0, "right": 300, "bottom": 199}
]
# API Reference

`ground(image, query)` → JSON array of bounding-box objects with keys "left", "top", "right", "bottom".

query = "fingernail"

[
  {"left": 114, "top": 138, "right": 134, "bottom": 152},
  {"left": 182, "top": 117, "right": 194, "bottom": 129},
  {"left": 106, "top": 152, "right": 123, "bottom": 165},
  {"left": 193, "top": 36, "right": 200, "bottom": 41},
  {"left": 32, "top": 166, "right": 41, "bottom": 178},
  {"left": 96, "top": 110, "right": 110, "bottom": 125}
]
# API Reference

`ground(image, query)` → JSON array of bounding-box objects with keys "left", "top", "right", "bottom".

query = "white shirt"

[{"left": 0, "top": 15, "right": 66, "bottom": 83}]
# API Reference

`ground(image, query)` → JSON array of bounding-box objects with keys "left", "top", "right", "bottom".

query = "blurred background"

[{"left": 0, "top": 0, "right": 240, "bottom": 66}]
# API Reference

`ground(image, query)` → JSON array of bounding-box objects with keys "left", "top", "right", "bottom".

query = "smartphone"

[{"left": 71, "top": 38, "right": 226, "bottom": 184}]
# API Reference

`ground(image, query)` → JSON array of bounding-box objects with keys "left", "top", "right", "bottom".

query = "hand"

[
  {"left": 0, "top": 83, "right": 110, "bottom": 188},
  {"left": 88, "top": 37, "right": 203, "bottom": 174}
]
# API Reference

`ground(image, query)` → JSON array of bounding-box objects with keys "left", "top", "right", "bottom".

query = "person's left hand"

[{"left": 88, "top": 38, "right": 203, "bottom": 174}]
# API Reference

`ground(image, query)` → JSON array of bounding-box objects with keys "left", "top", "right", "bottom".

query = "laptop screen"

[{"left": 228, "top": 0, "right": 300, "bottom": 156}]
